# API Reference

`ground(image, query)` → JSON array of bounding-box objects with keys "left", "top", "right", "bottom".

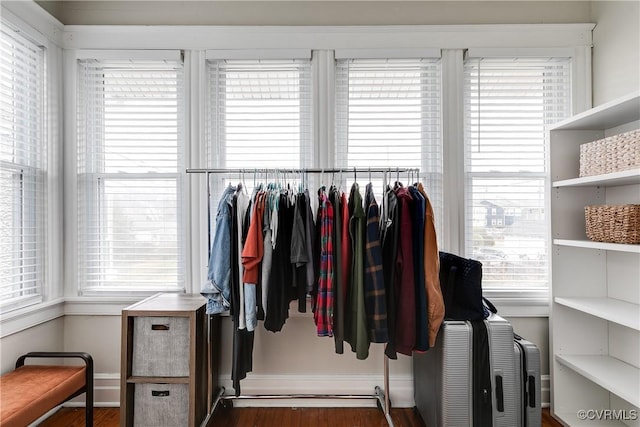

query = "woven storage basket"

[
  {"left": 579, "top": 129, "right": 640, "bottom": 177},
  {"left": 584, "top": 205, "right": 640, "bottom": 244}
]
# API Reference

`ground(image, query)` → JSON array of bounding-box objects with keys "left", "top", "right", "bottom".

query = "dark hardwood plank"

[
  {"left": 211, "top": 407, "right": 424, "bottom": 427},
  {"left": 38, "top": 407, "right": 119, "bottom": 427},
  {"left": 39, "top": 406, "right": 564, "bottom": 426}
]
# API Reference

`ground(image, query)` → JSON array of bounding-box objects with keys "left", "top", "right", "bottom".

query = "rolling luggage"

[
  {"left": 413, "top": 313, "right": 518, "bottom": 427},
  {"left": 513, "top": 334, "right": 542, "bottom": 427}
]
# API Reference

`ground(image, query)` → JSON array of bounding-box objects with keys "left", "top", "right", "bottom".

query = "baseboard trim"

[
  {"left": 541, "top": 374, "right": 550, "bottom": 408},
  {"left": 66, "top": 373, "right": 120, "bottom": 407}
]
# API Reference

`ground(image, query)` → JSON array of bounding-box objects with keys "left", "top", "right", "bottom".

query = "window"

[
  {"left": 464, "top": 56, "right": 571, "bottom": 290},
  {"left": 207, "top": 57, "right": 313, "bottom": 170},
  {"left": 205, "top": 56, "right": 313, "bottom": 204},
  {"left": 0, "top": 22, "right": 46, "bottom": 311},
  {"left": 335, "top": 57, "right": 442, "bottom": 226},
  {"left": 77, "top": 55, "right": 185, "bottom": 293}
]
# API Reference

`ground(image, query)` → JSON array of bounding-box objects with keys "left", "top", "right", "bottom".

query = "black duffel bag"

[{"left": 439, "top": 251, "right": 496, "bottom": 321}]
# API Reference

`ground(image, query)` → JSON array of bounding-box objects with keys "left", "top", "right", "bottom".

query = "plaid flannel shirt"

[
  {"left": 364, "top": 184, "right": 389, "bottom": 343},
  {"left": 314, "top": 191, "right": 335, "bottom": 337}
]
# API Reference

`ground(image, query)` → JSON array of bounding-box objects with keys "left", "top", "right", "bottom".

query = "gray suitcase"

[
  {"left": 413, "top": 313, "right": 518, "bottom": 427},
  {"left": 513, "top": 334, "right": 542, "bottom": 427}
]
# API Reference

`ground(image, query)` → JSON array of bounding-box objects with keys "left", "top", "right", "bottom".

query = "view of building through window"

[{"left": 464, "top": 57, "right": 571, "bottom": 289}]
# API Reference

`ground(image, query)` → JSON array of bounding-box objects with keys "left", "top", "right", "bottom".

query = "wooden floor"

[{"left": 40, "top": 406, "right": 564, "bottom": 426}]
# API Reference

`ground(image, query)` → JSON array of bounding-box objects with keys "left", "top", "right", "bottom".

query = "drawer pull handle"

[
  {"left": 152, "top": 390, "right": 170, "bottom": 397},
  {"left": 151, "top": 324, "right": 170, "bottom": 331}
]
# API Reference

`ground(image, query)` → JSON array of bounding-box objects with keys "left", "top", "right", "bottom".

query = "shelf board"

[
  {"left": 550, "top": 92, "right": 640, "bottom": 131},
  {"left": 554, "top": 297, "right": 640, "bottom": 330},
  {"left": 556, "top": 354, "right": 640, "bottom": 407},
  {"left": 553, "top": 239, "right": 640, "bottom": 253},
  {"left": 126, "top": 376, "right": 190, "bottom": 384},
  {"left": 553, "top": 169, "right": 640, "bottom": 187},
  {"left": 554, "top": 412, "right": 627, "bottom": 426}
]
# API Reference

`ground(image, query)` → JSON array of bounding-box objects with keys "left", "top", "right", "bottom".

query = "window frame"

[
  {"left": 0, "top": 16, "right": 52, "bottom": 315},
  {"left": 205, "top": 50, "right": 314, "bottom": 171},
  {"left": 71, "top": 50, "right": 188, "bottom": 296},
  {"left": 334, "top": 54, "right": 444, "bottom": 237},
  {"left": 458, "top": 49, "right": 578, "bottom": 315}
]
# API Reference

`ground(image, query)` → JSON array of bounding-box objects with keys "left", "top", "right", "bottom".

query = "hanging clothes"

[
  {"left": 381, "top": 185, "right": 400, "bottom": 359},
  {"left": 291, "top": 191, "right": 310, "bottom": 313},
  {"left": 196, "top": 168, "right": 444, "bottom": 402},
  {"left": 417, "top": 183, "right": 445, "bottom": 348},
  {"left": 314, "top": 189, "right": 335, "bottom": 337},
  {"left": 235, "top": 191, "right": 250, "bottom": 331},
  {"left": 409, "top": 185, "right": 428, "bottom": 352},
  {"left": 261, "top": 196, "right": 273, "bottom": 320},
  {"left": 230, "top": 188, "right": 254, "bottom": 397},
  {"left": 304, "top": 189, "right": 316, "bottom": 297},
  {"left": 339, "top": 192, "right": 351, "bottom": 352},
  {"left": 264, "top": 193, "right": 295, "bottom": 332},
  {"left": 345, "top": 183, "right": 370, "bottom": 360},
  {"left": 201, "top": 183, "right": 236, "bottom": 315},
  {"left": 241, "top": 191, "right": 266, "bottom": 332},
  {"left": 330, "top": 187, "right": 345, "bottom": 353},
  {"left": 194, "top": 169, "right": 445, "bottom": 400},
  {"left": 393, "top": 185, "right": 416, "bottom": 356},
  {"left": 364, "top": 183, "right": 388, "bottom": 343}
]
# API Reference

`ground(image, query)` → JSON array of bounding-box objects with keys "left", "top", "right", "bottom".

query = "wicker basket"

[
  {"left": 584, "top": 205, "right": 640, "bottom": 244},
  {"left": 579, "top": 129, "right": 640, "bottom": 177}
]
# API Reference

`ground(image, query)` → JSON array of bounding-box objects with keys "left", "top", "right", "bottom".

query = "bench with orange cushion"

[{"left": 0, "top": 352, "right": 93, "bottom": 427}]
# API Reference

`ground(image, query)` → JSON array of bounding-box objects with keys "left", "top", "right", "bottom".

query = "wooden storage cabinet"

[
  {"left": 549, "top": 92, "right": 640, "bottom": 426},
  {"left": 121, "top": 293, "right": 211, "bottom": 427}
]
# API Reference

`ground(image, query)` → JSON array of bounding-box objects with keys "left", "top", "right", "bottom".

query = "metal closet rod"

[{"left": 186, "top": 167, "right": 419, "bottom": 174}]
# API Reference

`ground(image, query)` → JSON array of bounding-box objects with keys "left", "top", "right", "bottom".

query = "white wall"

[
  {"left": 37, "top": 1, "right": 591, "bottom": 26},
  {"left": 0, "top": 318, "right": 65, "bottom": 373},
  {"left": 63, "top": 315, "right": 123, "bottom": 405},
  {"left": 591, "top": 1, "right": 640, "bottom": 106}
]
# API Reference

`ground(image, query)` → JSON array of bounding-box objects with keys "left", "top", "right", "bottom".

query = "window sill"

[
  {"left": 0, "top": 298, "right": 65, "bottom": 338},
  {"left": 484, "top": 290, "right": 549, "bottom": 317},
  {"left": 64, "top": 296, "right": 156, "bottom": 316}
]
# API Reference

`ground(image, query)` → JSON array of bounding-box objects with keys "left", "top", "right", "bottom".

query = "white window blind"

[
  {"left": 0, "top": 23, "right": 46, "bottom": 311},
  {"left": 464, "top": 57, "right": 571, "bottom": 289},
  {"left": 335, "top": 58, "right": 442, "bottom": 229},
  {"left": 77, "top": 58, "right": 185, "bottom": 292},
  {"left": 207, "top": 59, "right": 313, "bottom": 170}
]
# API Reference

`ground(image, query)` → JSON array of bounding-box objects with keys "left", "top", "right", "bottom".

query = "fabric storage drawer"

[
  {"left": 132, "top": 316, "right": 190, "bottom": 377},
  {"left": 133, "top": 383, "right": 189, "bottom": 427}
]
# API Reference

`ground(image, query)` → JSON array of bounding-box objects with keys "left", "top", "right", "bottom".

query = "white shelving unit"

[
  {"left": 549, "top": 92, "right": 640, "bottom": 426},
  {"left": 553, "top": 239, "right": 640, "bottom": 253}
]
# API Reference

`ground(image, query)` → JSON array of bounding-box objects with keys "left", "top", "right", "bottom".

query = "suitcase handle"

[
  {"left": 528, "top": 375, "right": 536, "bottom": 408},
  {"left": 495, "top": 374, "right": 504, "bottom": 413}
]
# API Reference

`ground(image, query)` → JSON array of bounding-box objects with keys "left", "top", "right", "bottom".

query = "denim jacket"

[{"left": 201, "top": 184, "right": 237, "bottom": 314}]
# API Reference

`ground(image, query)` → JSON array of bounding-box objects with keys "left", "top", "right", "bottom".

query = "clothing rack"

[{"left": 187, "top": 167, "right": 422, "bottom": 427}]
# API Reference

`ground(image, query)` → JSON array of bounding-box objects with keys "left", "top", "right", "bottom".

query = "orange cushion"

[{"left": 0, "top": 365, "right": 86, "bottom": 427}]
